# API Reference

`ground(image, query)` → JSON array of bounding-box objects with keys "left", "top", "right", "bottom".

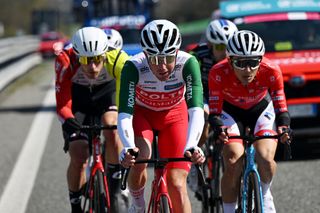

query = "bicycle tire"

[
  {"left": 157, "top": 195, "right": 171, "bottom": 213},
  {"left": 244, "top": 172, "right": 262, "bottom": 213},
  {"left": 212, "top": 157, "right": 223, "bottom": 213},
  {"left": 93, "top": 171, "right": 109, "bottom": 213}
]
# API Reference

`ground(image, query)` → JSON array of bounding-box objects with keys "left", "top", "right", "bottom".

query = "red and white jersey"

[
  {"left": 54, "top": 47, "right": 113, "bottom": 122},
  {"left": 208, "top": 57, "right": 288, "bottom": 114}
]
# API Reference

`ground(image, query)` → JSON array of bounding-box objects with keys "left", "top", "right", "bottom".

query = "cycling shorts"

[
  {"left": 132, "top": 101, "right": 191, "bottom": 172},
  {"left": 63, "top": 80, "right": 117, "bottom": 151},
  {"left": 221, "top": 99, "right": 277, "bottom": 144}
]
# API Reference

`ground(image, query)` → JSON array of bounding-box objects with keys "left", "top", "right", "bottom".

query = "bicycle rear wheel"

[{"left": 244, "top": 172, "right": 262, "bottom": 213}]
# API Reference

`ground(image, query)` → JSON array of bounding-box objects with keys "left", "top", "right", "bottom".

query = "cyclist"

[
  {"left": 102, "top": 28, "right": 124, "bottom": 49},
  {"left": 187, "top": 18, "right": 238, "bottom": 193},
  {"left": 118, "top": 19, "right": 205, "bottom": 213},
  {"left": 208, "top": 30, "right": 291, "bottom": 213},
  {"left": 55, "top": 26, "right": 130, "bottom": 213}
]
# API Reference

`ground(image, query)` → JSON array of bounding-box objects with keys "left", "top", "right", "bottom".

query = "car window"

[{"left": 237, "top": 20, "right": 320, "bottom": 52}]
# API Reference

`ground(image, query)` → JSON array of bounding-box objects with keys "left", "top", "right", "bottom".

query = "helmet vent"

[
  {"left": 168, "top": 29, "right": 177, "bottom": 47},
  {"left": 142, "top": 30, "right": 153, "bottom": 48},
  {"left": 82, "top": 42, "right": 88, "bottom": 52}
]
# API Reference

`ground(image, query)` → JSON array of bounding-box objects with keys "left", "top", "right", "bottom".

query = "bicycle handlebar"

[
  {"left": 120, "top": 152, "right": 207, "bottom": 190},
  {"left": 80, "top": 124, "right": 117, "bottom": 131},
  {"left": 227, "top": 131, "right": 292, "bottom": 160}
]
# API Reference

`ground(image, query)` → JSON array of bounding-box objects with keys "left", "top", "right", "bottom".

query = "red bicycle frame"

[
  {"left": 81, "top": 124, "right": 117, "bottom": 213},
  {"left": 148, "top": 165, "right": 173, "bottom": 212}
]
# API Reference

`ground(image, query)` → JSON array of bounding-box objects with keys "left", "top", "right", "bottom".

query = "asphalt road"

[{"left": 0, "top": 60, "right": 319, "bottom": 213}]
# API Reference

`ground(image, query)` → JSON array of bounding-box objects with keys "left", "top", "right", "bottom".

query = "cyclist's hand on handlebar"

[
  {"left": 184, "top": 146, "right": 205, "bottom": 164},
  {"left": 119, "top": 147, "right": 139, "bottom": 168},
  {"left": 213, "top": 126, "right": 229, "bottom": 144},
  {"left": 62, "top": 118, "right": 81, "bottom": 135},
  {"left": 277, "top": 126, "right": 292, "bottom": 144}
]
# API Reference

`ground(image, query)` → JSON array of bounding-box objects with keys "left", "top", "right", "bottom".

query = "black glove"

[{"left": 62, "top": 118, "right": 81, "bottom": 135}]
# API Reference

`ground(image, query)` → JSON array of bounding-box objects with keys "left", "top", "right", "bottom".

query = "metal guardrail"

[{"left": 0, "top": 35, "right": 43, "bottom": 91}]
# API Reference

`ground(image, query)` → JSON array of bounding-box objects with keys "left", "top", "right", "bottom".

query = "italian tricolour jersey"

[{"left": 119, "top": 51, "right": 203, "bottom": 114}]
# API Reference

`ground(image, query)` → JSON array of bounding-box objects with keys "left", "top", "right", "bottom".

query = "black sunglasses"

[{"left": 232, "top": 58, "right": 261, "bottom": 70}]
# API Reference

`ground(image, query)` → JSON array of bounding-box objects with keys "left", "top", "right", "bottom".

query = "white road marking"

[{"left": 0, "top": 86, "right": 55, "bottom": 213}]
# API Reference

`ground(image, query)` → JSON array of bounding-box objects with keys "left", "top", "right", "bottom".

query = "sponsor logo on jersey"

[
  {"left": 140, "top": 66, "right": 149, "bottom": 73},
  {"left": 264, "top": 112, "right": 273, "bottom": 120},
  {"left": 144, "top": 80, "right": 157, "bottom": 84},
  {"left": 136, "top": 86, "right": 184, "bottom": 108},
  {"left": 164, "top": 82, "right": 183, "bottom": 90},
  {"left": 186, "top": 74, "right": 193, "bottom": 101},
  {"left": 128, "top": 81, "right": 135, "bottom": 108},
  {"left": 142, "top": 86, "right": 156, "bottom": 90}
]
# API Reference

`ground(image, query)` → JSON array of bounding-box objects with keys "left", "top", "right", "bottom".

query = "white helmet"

[
  {"left": 72, "top": 26, "right": 109, "bottom": 57},
  {"left": 227, "top": 30, "right": 265, "bottom": 57},
  {"left": 141, "top": 19, "right": 181, "bottom": 56},
  {"left": 206, "top": 19, "right": 238, "bottom": 45},
  {"left": 103, "top": 28, "right": 123, "bottom": 49}
]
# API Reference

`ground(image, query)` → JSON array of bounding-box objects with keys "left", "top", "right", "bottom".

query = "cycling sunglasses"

[
  {"left": 231, "top": 58, "right": 261, "bottom": 70},
  {"left": 214, "top": 43, "right": 226, "bottom": 51},
  {"left": 148, "top": 55, "right": 176, "bottom": 65},
  {"left": 79, "top": 55, "right": 105, "bottom": 65}
]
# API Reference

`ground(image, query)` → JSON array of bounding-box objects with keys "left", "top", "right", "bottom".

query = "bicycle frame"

[
  {"left": 228, "top": 131, "right": 288, "bottom": 213},
  {"left": 86, "top": 133, "right": 111, "bottom": 211},
  {"left": 241, "top": 141, "right": 264, "bottom": 212},
  {"left": 120, "top": 139, "right": 205, "bottom": 213},
  {"left": 148, "top": 162, "right": 173, "bottom": 213},
  {"left": 81, "top": 124, "right": 117, "bottom": 213}
]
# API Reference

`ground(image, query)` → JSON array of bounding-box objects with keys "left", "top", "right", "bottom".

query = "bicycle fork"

[
  {"left": 242, "top": 146, "right": 264, "bottom": 213},
  {"left": 148, "top": 167, "right": 173, "bottom": 213}
]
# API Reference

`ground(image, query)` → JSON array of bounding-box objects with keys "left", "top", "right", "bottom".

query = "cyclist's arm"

[
  {"left": 183, "top": 56, "right": 205, "bottom": 151},
  {"left": 208, "top": 63, "right": 224, "bottom": 115},
  {"left": 118, "top": 61, "right": 139, "bottom": 148},
  {"left": 55, "top": 52, "right": 74, "bottom": 123},
  {"left": 268, "top": 64, "right": 291, "bottom": 127},
  {"left": 105, "top": 49, "right": 130, "bottom": 107}
]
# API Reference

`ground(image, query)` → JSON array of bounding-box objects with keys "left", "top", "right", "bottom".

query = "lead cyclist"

[{"left": 117, "top": 19, "right": 205, "bottom": 213}]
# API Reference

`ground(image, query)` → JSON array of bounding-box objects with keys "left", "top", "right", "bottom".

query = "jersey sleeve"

[
  {"left": 55, "top": 51, "right": 74, "bottom": 122},
  {"left": 182, "top": 56, "right": 205, "bottom": 151},
  {"left": 118, "top": 61, "right": 139, "bottom": 149},
  {"left": 182, "top": 56, "right": 203, "bottom": 109},
  {"left": 268, "top": 63, "right": 288, "bottom": 114},
  {"left": 118, "top": 61, "right": 139, "bottom": 114},
  {"left": 105, "top": 49, "right": 130, "bottom": 107},
  {"left": 208, "top": 64, "right": 224, "bottom": 115}
]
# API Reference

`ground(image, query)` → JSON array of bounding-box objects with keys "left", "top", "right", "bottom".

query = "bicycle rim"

[{"left": 93, "top": 171, "right": 108, "bottom": 213}]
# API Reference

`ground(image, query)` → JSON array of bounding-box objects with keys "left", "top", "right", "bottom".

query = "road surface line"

[{"left": 0, "top": 86, "right": 55, "bottom": 213}]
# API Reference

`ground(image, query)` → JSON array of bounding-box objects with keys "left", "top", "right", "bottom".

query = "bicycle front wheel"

[
  {"left": 244, "top": 172, "right": 262, "bottom": 213},
  {"left": 156, "top": 195, "right": 171, "bottom": 213},
  {"left": 93, "top": 171, "right": 109, "bottom": 213},
  {"left": 212, "top": 157, "right": 223, "bottom": 213}
]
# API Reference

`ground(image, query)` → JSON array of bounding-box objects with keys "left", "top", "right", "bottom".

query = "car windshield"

[{"left": 237, "top": 20, "right": 320, "bottom": 52}]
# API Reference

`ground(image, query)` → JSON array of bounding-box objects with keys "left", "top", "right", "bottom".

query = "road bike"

[
  {"left": 121, "top": 134, "right": 206, "bottom": 213},
  {"left": 226, "top": 127, "right": 292, "bottom": 213},
  {"left": 199, "top": 129, "right": 224, "bottom": 213},
  {"left": 80, "top": 121, "right": 117, "bottom": 213}
]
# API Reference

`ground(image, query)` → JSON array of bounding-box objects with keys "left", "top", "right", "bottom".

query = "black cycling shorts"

[{"left": 62, "top": 80, "right": 117, "bottom": 152}]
